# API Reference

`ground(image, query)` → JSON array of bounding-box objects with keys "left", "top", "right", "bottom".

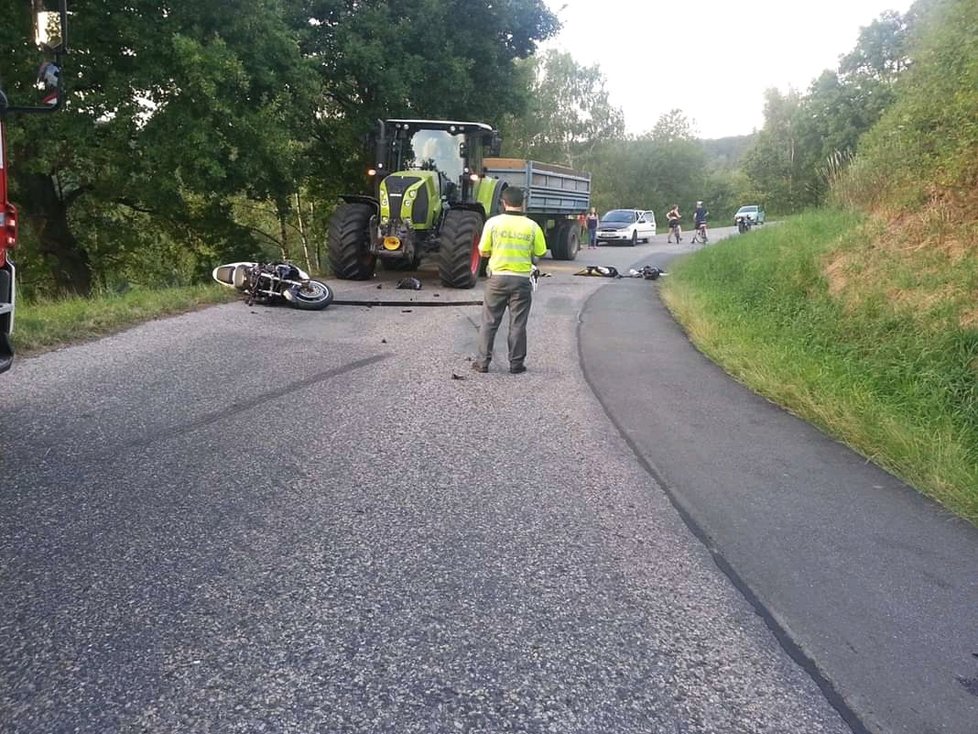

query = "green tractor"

[{"left": 326, "top": 119, "right": 509, "bottom": 289}]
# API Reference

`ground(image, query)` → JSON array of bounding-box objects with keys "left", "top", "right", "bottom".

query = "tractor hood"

[{"left": 379, "top": 171, "right": 439, "bottom": 228}]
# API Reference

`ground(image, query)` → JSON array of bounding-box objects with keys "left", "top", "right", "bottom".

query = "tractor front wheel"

[
  {"left": 439, "top": 209, "right": 484, "bottom": 289},
  {"left": 327, "top": 202, "right": 376, "bottom": 280}
]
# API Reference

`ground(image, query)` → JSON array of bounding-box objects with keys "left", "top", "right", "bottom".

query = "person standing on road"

[
  {"left": 693, "top": 200, "right": 709, "bottom": 242},
  {"left": 666, "top": 204, "right": 682, "bottom": 243},
  {"left": 586, "top": 207, "right": 600, "bottom": 249},
  {"left": 472, "top": 187, "right": 548, "bottom": 375}
]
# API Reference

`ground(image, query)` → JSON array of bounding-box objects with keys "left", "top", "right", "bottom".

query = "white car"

[
  {"left": 734, "top": 204, "right": 765, "bottom": 225},
  {"left": 596, "top": 209, "right": 656, "bottom": 246}
]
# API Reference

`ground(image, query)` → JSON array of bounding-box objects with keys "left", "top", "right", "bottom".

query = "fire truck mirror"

[
  {"left": 33, "top": 4, "right": 66, "bottom": 55},
  {"left": 36, "top": 62, "right": 60, "bottom": 106}
]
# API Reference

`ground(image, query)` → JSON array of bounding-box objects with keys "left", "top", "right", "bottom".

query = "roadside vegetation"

[
  {"left": 664, "top": 0, "right": 978, "bottom": 524},
  {"left": 661, "top": 211, "right": 978, "bottom": 525},
  {"left": 12, "top": 285, "right": 235, "bottom": 356}
]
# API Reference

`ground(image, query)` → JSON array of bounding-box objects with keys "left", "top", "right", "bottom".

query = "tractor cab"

[{"left": 371, "top": 119, "right": 501, "bottom": 206}]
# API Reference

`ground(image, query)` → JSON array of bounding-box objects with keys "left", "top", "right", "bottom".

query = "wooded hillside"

[
  {"left": 825, "top": 0, "right": 978, "bottom": 333},
  {"left": 0, "top": 0, "right": 558, "bottom": 298}
]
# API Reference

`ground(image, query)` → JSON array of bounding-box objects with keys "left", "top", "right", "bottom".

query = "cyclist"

[
  {"left": 692, "top": 201, "right": 709, "bottom": 243},
  {"left": 666, "top": 204, "right": 682, "bottom": 243}
]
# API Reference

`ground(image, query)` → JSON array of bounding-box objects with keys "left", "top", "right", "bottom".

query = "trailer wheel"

[
  {"left": 439, "top": 209, "right": 484, "bottom": 289},
  {"left": 550, "top": 222, "right": 581, "bottom": 261},
  {"left": 327, "top": 202, "right": 376, "bottom": 280}
]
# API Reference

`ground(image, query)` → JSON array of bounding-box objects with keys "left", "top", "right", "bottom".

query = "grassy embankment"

[
  {"left": 11, "top": 284, "right": 236, "bottom": 356},
  {"left": 660, "top": 210, "right": 978, "bottom": 526}
]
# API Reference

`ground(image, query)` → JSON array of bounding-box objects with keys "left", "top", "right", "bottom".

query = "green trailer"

[{"left": 482, "top": 157, "right": 590, "bottom": 261}]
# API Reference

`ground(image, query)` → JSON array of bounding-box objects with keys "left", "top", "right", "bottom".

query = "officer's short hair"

[{"left": 502, "top": 187, "right": 525, "bottom": 208}]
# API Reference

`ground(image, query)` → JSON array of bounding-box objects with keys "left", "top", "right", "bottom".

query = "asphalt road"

[
  {"left": 0, "top": 226, "right": 972, "bottom": 733},
  {"left": 577, "top": 230, "right": 978, "bottom": 734}
]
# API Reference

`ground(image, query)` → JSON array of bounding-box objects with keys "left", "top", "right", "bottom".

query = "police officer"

[{"left": 471, "top": 187, "right": 547, "bottom": 374}]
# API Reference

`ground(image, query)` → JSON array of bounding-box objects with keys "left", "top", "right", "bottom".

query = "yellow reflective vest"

[{"left": 478, "top": 211, "right": 547, "bottom": 276}]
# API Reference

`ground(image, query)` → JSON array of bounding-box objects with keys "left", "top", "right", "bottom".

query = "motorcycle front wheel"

[{"left": 284, "top": 280, "right": 334, "bottom": 310}]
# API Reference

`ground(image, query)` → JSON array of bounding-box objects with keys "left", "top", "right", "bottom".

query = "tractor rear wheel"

[
  {"left": 550, "top": 221, "right": 581, "bottom": 261},
  {"left": 327, "top": 202, "right": 376, "bottom": 280},
  {"left": 439, "top": 209, "right": 484, "bottom": 289}
]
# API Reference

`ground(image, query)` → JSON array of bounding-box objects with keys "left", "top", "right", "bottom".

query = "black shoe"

[
  {"left": 471, "top": 361, "right": 488, "bottom": 373},
  {"left": 509, "top": 364, "right": 526, "bottom": 374}
]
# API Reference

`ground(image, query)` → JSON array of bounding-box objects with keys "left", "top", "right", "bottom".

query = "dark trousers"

[{"left": 476, "top": 274, "right": 533, "bottom": 368}]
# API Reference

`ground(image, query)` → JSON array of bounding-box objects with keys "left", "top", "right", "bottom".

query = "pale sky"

[{"left": 540, "top": 0, "right": 915, "bottom": 139}]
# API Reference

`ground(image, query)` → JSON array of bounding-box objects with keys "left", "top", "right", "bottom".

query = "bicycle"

[
  {"left": 667, "top": 220, "right": 682, "bottom": 243},
  {"left": 691, "top": 222, "right": 709, "bottom": 244}
]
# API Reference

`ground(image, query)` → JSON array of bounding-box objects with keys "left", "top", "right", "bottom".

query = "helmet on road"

[{"left": 396, "top": 277, "right": 422, "bottom": 290}]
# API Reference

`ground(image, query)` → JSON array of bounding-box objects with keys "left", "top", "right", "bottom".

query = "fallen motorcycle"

[{"left": 212, "top": 261, "right": 334, "bottom": 310}]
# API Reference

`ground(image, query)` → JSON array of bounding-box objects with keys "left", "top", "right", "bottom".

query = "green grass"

[
  {"left": 12, "top": 284, "right": 237, "bottom": 355},
  {"left": 661, "top": 209, "right": 978, "bottom": 526}
]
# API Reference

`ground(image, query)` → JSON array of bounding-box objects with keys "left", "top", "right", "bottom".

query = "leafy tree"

[
  {"left": 298, "top": 0, "right": 556, "bottom": 120},
  {"left": 582, "top": 110, "right": 715, "bottom": 221},
  {"left": 741, "top": 7, "right": 919, "bottom": 213},
  {"left": 4, "top": 0, "right": 560, "bottom": 296},
  {"left": 499, "top": 50, "right": 624, "bottom": 166},
  {"left": 3, "top": 0, "right": 318, "bottom": 295},
  {"left": 741, "top": 88, "right": 809, "bottom": 213},
  {"left": 651, "top": 109, "right": 696, "bottom": 143},
  {"left": 298, "top": 0, "right": 559, "bottom": 200},
  {"left": 839, "top": 10, "right": 913, "bottom": 83},
  {"left": 843, "top": 0, "right": 978, "bottom": 210},
  {"left": 648, "top": 110, "right": 708, "bottom": 208}
]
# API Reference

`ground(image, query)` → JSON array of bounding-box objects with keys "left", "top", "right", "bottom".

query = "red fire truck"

[{"left": 0, "top": 1, "right": 67, "bottom": 373}]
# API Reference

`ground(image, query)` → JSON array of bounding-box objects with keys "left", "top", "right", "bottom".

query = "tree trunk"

[
  {"left": 294, "top": 191, "right": 313, "bottom": 273},
  {"left": 17, "top": 171, "right": 92, "bottom": 296},
  {"left": 278, "top": 207, "right": 289, "bottom": 261},
  {"left": 310, "top": 199, "right": 321, "bottom": 273}
]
